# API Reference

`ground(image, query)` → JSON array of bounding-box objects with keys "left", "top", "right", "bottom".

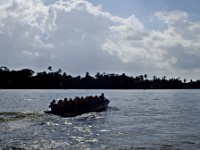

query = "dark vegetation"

[{"left": 0, "top": 66, "right": 200, "bottom": 89}]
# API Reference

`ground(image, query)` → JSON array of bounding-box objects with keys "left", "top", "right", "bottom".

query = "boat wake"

[
  {"left": 107, "top": 106, "right": 120, "bottom": 111},
  {"left": 0, "top": 111, "right": 45, "bottom": 123}
]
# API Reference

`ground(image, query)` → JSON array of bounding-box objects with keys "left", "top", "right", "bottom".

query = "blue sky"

[
  {"left": 42, "top": 0, "right": 200, "bottom": 22},
  {"left": 89, "top": 0, "right": 200, "bottom": 29},
  {"left": 90, "top": 0, "right": 199, "bottom": 17},
  {"left": 1, "top": 0, "right": 200, "bottom": 80}
]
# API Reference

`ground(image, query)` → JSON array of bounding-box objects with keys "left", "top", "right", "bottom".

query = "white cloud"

[
  {"left": 153, "top": 11, "right": 188, "bottom": 25},
  {"left": 0, "top": 0, "right": 200, "bottom": 79},
  {"left": 103, "top": 10, "right": 200, "bottom": 78}
]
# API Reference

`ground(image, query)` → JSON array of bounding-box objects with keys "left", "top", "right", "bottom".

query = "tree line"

[{"left": 0, "top": 66, "right": 200, "bottom": 89}]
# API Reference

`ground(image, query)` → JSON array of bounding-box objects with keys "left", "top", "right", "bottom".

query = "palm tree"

[
  {"left": 58, "top": 69, "right": 62, "bottom": 74},
  {"left": 48, "top": 66, "right": 52, "bottom": 72},
  {"left": 153, "top": 76, "right": 157, "bottom": 81},
  {"left": 144, "top": 74, "right": 147, "bottom": 80},
  {"left": 0, "top": 66, "right": 9, "bottom": 71}
]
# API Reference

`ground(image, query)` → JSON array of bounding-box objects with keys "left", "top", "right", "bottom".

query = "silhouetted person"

[
  {"left": 99, "top": 93, "right": 105, "bottom": 101},
  {"left": 49, "top": 100, "right": 56, "bottom": 108}
]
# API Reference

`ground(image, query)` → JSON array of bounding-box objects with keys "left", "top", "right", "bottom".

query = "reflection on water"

[{"left": 0, "top": 90, "right": 200, "bottom": 149}]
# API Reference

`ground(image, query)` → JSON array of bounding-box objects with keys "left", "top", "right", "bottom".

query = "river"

[{"left": 0, "top": 89, "right": 200, "bottom": 150}]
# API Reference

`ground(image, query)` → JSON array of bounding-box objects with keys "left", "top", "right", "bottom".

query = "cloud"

[
  {"left": 0, "top": 0, "right": 200, "bottom": 79},
  {"left": 153, "top": 11, "right": 188, "bottom": 25},
  {"left": 0, "top": 0, "right": 114, "bottom": 72},
  {"left": 103, "top": 10, "right": 200, "bottom": 76}
]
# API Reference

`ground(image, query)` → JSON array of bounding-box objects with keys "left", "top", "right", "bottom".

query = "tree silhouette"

[
  {"left": 0, "top": 66, "right": 9, "bottom": 71},
  {"left": 0, "top": 66, "right": 200, "bottom": 89},
  {"left": 144, "top": 74, "right": 147, "bottom": 80},
  {"left": 48, "top": 66, "right": 52, "bottom": 72}
]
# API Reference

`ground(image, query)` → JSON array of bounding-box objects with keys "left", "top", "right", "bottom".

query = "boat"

[{"left": 45, "top": 94, "right": 110, "bottom": 117}]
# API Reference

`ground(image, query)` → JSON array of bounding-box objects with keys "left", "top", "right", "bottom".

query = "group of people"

[{"left": 49, "top": 93, "right": 106, "bottom": 113}]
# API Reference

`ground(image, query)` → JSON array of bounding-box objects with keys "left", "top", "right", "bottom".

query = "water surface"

[{"left": 0, "top": 89, "right": 200, "bottom": 149}]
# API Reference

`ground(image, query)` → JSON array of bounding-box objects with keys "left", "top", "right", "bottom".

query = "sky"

[{"left": 0, "top": 0, "right": 200, "bottom": 80}]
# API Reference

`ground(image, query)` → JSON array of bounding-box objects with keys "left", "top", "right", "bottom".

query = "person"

[
  {"left": 99, "top": 93, "right": 105, "bottom": 101},
  {"left": 49, "top": 100, "right": 56, "bottom": 108}
]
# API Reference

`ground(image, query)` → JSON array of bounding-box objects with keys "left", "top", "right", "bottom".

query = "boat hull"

[{"left": 45, "top": 99, "right": 110, "bottom": 117}]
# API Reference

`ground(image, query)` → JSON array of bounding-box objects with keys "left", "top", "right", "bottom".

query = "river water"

[{"left": 0, "top": 89, "right": 200, "bottom": 150}]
